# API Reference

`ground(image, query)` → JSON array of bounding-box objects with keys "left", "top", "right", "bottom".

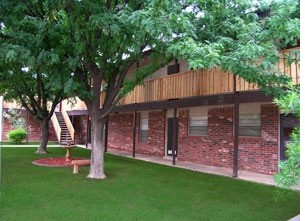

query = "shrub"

[{"left": 7, "top": 128, "right": 27, "bottom": 144}]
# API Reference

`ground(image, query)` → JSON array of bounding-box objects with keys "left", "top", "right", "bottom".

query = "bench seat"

[{"left": 71, "top": 159, "right": 90, "bottom": 174}]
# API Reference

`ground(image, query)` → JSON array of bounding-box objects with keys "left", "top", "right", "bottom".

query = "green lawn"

[{"left": 0, "top": 147, "right": 299, "bottom": 221}]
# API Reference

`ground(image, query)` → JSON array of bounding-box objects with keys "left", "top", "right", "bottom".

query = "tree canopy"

[
  {"left": 0, "top": 1, "right": 80, "bottom": 153},
  {"left": 168, "top": 0, "right": 300, "bottom": 95}
]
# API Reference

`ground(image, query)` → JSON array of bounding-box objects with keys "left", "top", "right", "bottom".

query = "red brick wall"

[
  {"left": 108, "top": 112, "right": 134, "bottom": 152},
  {"left": 136, "top": 111, "right": 165, "bottom": 157},
  {"left": 238, "top": 104, "right": 279, "bottom": 174},
  {"left": 2, "top": 109, "right": 57, "bottom": 142},
  {"left": 108, "top": 111, "right": 165, "bottom": 157},
  {"left": 178, "top": 105, "right": 279, "bottom": 175},
  {"left": 73, "top": 115, "right": 88, "bottom": 144},
  {"left": 178, "top": 107, "right": 234, "bottom": 168},
  {"left": 106, "top": 104, "right": 279, "bottom": 175}
]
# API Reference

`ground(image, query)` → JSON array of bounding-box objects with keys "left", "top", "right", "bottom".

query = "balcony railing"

[{"left": 100, "top": 48, "right": 299, "bottom": 106}]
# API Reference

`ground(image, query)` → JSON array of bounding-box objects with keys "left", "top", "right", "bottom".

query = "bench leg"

[{"left": 73, "top": 165, "right": 79, "bottom": 174}]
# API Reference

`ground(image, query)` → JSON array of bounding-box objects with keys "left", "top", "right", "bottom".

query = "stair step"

[{"left": 54, "top": 112, "right": 75, "bottom": 145}]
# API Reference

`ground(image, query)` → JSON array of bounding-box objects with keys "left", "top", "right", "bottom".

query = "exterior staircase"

[{"left": 55, "top": 112, "right": 74, "bottom": 146}]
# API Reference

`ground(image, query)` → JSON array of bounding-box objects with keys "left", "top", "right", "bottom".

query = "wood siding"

[{"left": 101, "top": 48, "right": 299, "bottom": 106}]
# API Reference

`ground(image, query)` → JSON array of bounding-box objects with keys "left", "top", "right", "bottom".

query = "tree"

[
  {"left": 0, "top": 1, "right": 79, "bottom": 153},
  {"left": 1, "top": 0, "right": 195, "bottom": 177},
  {"left": 57, "top": 0, "right": 195, "bottom": 179},
  {"left": 0, "top": 68, "right": 65, "bottom": 153}
]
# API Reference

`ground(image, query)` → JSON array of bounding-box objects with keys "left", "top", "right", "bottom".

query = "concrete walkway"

[
  {"left": 78, "top": 145, "right": 278, "bottom": 186},
  {"left": 288, "top": 215, "right": 300, "bottom": 221},
  {"left": 105, "top": 148, "right": 278, "bottom": 186}
]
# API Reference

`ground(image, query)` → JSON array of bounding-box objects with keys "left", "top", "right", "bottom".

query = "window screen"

[
  {"left": 140, "top": 117, "right": 148, "bottom": 142},
  {"left": 239, "top": 114, "right": 261, "bottom": 137},
  {"left": 189, "top": 116, "right": 208, "bottom": 135}
]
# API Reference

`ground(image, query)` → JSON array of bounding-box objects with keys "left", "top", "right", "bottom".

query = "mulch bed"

[{"left": 32, "top": 157, "right": 86, "bottom": 167}]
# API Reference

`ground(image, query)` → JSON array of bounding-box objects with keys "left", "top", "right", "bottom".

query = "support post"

[
  {"left": 26, "top": 111, "right": 29, "bottom": 143},
  {"left": 172, "top": 108, "right": 178, "bottom": 165},
  {"left": 104, "top": 116, "right": 109, "bottom": 152},
  {"left": 163, "top": 109, "right": 167, "bottom": 157},
  {"left": 233, "top": 75, "right": 239, "bottom": 177},
  {"left": 86, "top": 115, "right": 90, "bottom": 148},
  {"left": 132, "top": 111, "right": 137, "bottom": 158}
]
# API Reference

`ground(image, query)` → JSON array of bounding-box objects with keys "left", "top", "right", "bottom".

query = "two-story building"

[
  {"left": 60, "top": 47, "right": 300, "bottom": 176},
  {"left": 1, "top": 47, "right": 299, "bottom": 177}
]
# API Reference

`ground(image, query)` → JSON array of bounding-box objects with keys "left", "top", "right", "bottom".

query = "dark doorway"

[
  {"left": 280, "top": 114, "right": 299, "bottom": 161},
  {"left": 167, "top": 118, "right": 178, "bottom": 156}
]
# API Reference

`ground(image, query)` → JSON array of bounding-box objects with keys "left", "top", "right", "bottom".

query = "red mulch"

[{"left": 32, "top": 157, "right": 85, "bottom": 167}]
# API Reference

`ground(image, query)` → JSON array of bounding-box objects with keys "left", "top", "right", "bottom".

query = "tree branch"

[{"left": 102, "top": 59, "right": 134, "bottom": 110}]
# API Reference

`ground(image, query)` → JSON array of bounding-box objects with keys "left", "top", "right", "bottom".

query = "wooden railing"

[
  {"left": 276, "top": 48, "right": 300, "bottom": 84},
  {"left": 62, "top": 110, "right": 75, "bottom": 142},
  {"left": 113, "top": 70, "right": 255, "bottom": 105},
  {"left": 99, "top": 48, "right": 299, "bottom": 106},
  {"left": 51, "top": 113, "right": 62, "bottom": 143}
]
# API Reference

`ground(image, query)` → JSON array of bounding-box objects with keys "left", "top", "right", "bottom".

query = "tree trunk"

[
  {"left": 36, "top": 117, "right": 49, "bottom": 154},
  {"left": 87, "top": 116, "right": 106, "bottom": 179}
]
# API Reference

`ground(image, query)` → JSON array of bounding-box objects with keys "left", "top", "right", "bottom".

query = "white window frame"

[
  {"left": 239, "top": 104, "right": 261, "bottom": 137},
  {"left": 188, "top": 106, "right": 208, "bottom": 137}
]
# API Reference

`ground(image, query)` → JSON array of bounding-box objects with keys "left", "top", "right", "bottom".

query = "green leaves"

[
  {"left": 5, "top": 49, "right": 17, "bottom": 62},
  {"left": 275, "top": 126, "right": 300, "bottom": 189},
  {"left": 274, "top": 83, "right": 300, "bottom": 118},
  {"left": 273, "top": 83, "right": 300, "bottom": 189}
]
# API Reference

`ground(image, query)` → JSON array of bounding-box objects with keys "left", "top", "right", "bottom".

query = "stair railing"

[
  {"left": 61, "top": 110, "right": 75, "bottom": 143},
  {"left": 51, "top": 113, "right": 62, "bottom": 144}
]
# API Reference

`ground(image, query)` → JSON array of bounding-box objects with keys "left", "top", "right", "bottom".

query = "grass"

[{"left": 0, "top": 147, "right": 300, "bottom": 221}]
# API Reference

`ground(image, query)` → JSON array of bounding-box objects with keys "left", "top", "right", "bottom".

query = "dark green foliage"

[
  {"left": 168, "top": 0, "right": 300, "bottom": 96},
  {"left": 0, "top": 147, "right": 300, "bottom": 221},
  {"left": 274, "top": 84, "right": 300, "bottom": 188},
  {"left": 7, "top": 128, "right": 27, "bottom": 144},
  {"left": 0, "top": 0, "right": 83, "bottom": 152}
]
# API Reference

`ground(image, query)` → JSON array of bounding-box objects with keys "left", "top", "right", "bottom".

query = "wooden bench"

[{"left": 71, "top": 159, "right": 91, "bottom": 174}]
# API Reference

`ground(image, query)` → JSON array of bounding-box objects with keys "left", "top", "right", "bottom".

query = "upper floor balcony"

[
  {"left": 101, "top": 48, "right": 300, "bottom": 107},
  {"left": 61, "top": 48, "right": 299, "bottom": 111}
]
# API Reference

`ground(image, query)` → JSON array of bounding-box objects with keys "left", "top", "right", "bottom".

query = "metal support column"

[
  {"left": 233, "top": 75, "right": 239, "bottom": 177},
  {"left": 172, "top": 108, "right": 178, "bottom": 165},
  {"left": 104, "top": 116, "right": 109, "bottom": 152}
]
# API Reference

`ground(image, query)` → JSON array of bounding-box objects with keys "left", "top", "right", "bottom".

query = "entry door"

[
  {"left": 280, "top": 114, "right": 299, "bottom": 161},
  {"left": 167, "top": 118, "right": 177, "bottom": 156}
]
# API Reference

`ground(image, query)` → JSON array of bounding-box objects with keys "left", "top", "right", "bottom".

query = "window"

[
  {"left": 239, "top": 114, "right": 261, "bottom": 137},
  {"left": 189, "top": 116, "right": 208, "bottom": 136},
  {"left": 140, "top": 117, "right": 148, "bottom": 142},
  {"left": 167, "top": 59, "right": 180, "bottom": 75}
]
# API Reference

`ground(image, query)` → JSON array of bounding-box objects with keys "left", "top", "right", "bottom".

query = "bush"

[{"left": 7, "top": 128, "right": 27, "bottom": 144}]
